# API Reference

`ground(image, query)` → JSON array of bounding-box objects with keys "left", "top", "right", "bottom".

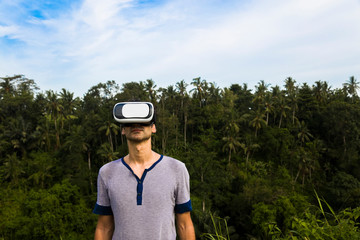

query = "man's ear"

[
  {"left": 121, "top": 127, "right": 126, "bottom": 135},
  {"left": 151, "top": 124, "right": 156, "bottom": 133}
]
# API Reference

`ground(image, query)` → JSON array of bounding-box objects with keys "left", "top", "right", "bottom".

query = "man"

[{"left": 93, "top": 102, "right": 195, "bottom": 240}]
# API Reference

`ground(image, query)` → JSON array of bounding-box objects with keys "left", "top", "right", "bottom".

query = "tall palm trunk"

[
  {"left": 201, "top": 171, "right": 205, "bottom": 212},
  {"left": 55, "top": 118, "right": 60, "bottom": 149},
  {"left": 88, "top": 151, "right": 93, "bottom": 193},
  {"left": 184, "top": 114, "right": 187, "bottom": 150}
]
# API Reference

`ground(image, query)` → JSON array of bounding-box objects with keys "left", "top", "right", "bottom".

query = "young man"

[{"left": 93, "top": 102, "right": 195, "bottom": 240}]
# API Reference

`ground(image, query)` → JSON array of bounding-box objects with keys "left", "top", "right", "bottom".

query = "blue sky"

[{"left": 1, "top": 0, "right": 360, "bottom": 96}]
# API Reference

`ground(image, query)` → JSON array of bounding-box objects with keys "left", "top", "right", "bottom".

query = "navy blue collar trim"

[
  {"left": 121, "top": 155, "right": 164, "bottom": 205},
  {"left": 121, "top": 155, "right": 163, "bottom": 173},
  {"left": 147, "top": 155, "right": 163, "bottom": 171}
]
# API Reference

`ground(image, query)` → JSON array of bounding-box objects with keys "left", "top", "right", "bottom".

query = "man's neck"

[{"left": 126, "top": 139, "right": 159, "bottom": 167}]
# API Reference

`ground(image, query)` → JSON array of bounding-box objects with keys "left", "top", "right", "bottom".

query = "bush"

[
  {"left": 0, "top": 180, "right": 97, "bottom": 240},
  {"left": 267, "top": 191, "right": 360, "bottom": 240}
]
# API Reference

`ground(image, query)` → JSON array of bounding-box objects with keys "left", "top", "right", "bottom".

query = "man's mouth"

[{"left": 131, "top": 128, "right": 143, "bottom": 132}]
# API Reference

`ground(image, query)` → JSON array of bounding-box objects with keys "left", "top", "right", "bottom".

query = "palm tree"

[
  {"left": 284, "top": 77, "right": 296, "bottom": 95},
  {"left": 16, "top": 76, "right": 38, "bottom": 94},
  {"left": 7, "top": 117, "right": 37, "bottom": 158},
  {"left": 97, "top": 143, "right": 119, "bottom": 164},
  {"left": 119, "top": 82, "right": 147, "bottom": 101},
  {"left": 240, "top": 140, "right": 260, "bottom": 172},
  {"left": 176, "top": 80, "right": 189, "bottom": 148},
  {"left": 98, "top": 121, "right": 120, "bottom": 152},
  {"left": 264, "top": 93, "right": 274, "bottom": 125},
  {"left": 294, "top": 148, "right": 310, "bottom": 186},
  {"left": 156, "top": 86, "right": 179, "bottom": 152},
  {"left": 64, "top": 125, "right": 94, "bottom": 192},
  {"left": 59, "top": 88, "right": 78, "bottom": 130},
  {"left": 313, "top": 80, "right": 330, "bottom": 105},
  {"left": 222, "top": 122, "right": 241, "bottom": 163},
  {"left": 144, "top": 79, "right": 157, "bottom": 102},
  {"left": 252, "top": 80, "right": 270, "bottom": 110},
  {"left": 297, "top": 121, "right": 313, "bottom": 146},
  {"left": 28, "top": 152, "right": 54, "bottom": 188},
  {"left": 176, "top": 80, "right": 188, "bottom": 110},
  {"left": 0, "top": 105, "right": 3, "bottom": 123},
  {"left": 0, "top": 74, "right": 22, "bottom": 95},
  {"left": 343, "top": 76, "right": 359, "bottom": 102},
  {"left": 249, "top": 110, "right": 266, "bottom": 137},
  {"left": 294, "top": 146, "right": 317, "bottom": 186},
  {"left": 222, "top": 88, "right": 238, "bottom": 119},
  {"left": 207, "top": 82, "right": 221, "bottom": 104},
  {"left": 270, "top": 85, "right": 281, "bottom": 125},
  {"left": 166, "top": 85, "right": 177, "bottom": 111},
  {"left": 284, "top": 77, "right": 298, "bottom": 125},
  {"left": 45, "top": 90, "right": 63, "bottom": 149},
  {"left": 165, "top": 85, "right": 179, "bottom": 146},
  {"left": 190, "top": 77, "right": 204, "bottom": 107},
  {"left": 2, "top": 153, "right": 24, "bottom": 185},
  {"left": 277, "top": 97, "right": 291, "bottom": 128},
  {"left": 36, "top": 114, "right": 53, "bottom": 151}
]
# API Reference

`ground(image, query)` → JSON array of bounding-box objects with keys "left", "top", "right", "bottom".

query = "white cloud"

[
  {"left": 0, "top": 0, "right": 360, "bottom": 96},
  {"left": 0, "top": 25, "right": 18, "bottom": 37}
]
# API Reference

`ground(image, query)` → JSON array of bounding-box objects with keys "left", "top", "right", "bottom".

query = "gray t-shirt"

[{"left": 93, "top": 155, "right": 192, "bottom": 240}]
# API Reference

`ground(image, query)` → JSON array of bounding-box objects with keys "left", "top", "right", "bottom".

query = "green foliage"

[
  {"left": 267, "top": 191, "right": 360, "bottom": 240},
  {"left": 1, "top": 74, "right": 360, "bottom": 239},
  {"left": 201, "top": 212, "right": 231, "bottom": 240},
  {"left": 0, "top": 180, "right": 96, "bottom": 239},
  {"left": 326, "top": 171, "right": 360, "bottom": 208},
  {"left": 27, "top": 151, "right": 55, "bottom": 188},
  {"left": 252, "top": 193, "right": 310, "bottom": 239},
  {"left": 288, "top": 208, "right": 360, "bottom": 240}
]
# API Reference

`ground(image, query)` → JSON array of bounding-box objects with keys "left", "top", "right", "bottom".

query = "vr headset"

[{"left": 113, "top": 102, "right": 155, "bottom": 124}]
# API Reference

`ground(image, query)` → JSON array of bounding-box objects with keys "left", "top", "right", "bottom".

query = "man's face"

[{"left": 121, "top": 123, "right": 156, "bottom": 143}]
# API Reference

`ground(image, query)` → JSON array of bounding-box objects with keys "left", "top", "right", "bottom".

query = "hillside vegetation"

[{"left": 1, "top": 75, "right": 360, "bottom": 239}]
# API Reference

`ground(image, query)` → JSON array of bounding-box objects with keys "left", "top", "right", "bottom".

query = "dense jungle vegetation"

[{"left": 1, "top": 74, "right": 360, "bottom": 239}]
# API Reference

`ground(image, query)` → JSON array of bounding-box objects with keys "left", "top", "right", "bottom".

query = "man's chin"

[{"left": 127, "top": 136, "right": 151, "bottom": 143}]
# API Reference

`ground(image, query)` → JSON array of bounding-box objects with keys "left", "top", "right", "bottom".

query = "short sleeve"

[
  {"left": 93, "top": 168, "right": 113, "bottom": 215},
  {"left": 174, "top": 163, "right": 192, "bottom": 213}
]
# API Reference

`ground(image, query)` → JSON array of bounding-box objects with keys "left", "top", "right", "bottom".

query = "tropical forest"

[{"left": 1, "top": 74, "right": 360, "bottom": 240}]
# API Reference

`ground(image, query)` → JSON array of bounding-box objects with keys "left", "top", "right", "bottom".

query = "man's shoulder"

[
  {"left": 161, "top": 155, "right": 188, "bottom": 171},
  {"left": 162, "top": 155, "right": 184, "bottom": 164},
  {"left": 99, "top": 158, "right": 123, "bottom": 175}
]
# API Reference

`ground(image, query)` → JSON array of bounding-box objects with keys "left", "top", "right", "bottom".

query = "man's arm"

[
  {"left": 94, "top": 215, "right": 115, "bottom": 240},
  {"left": 176, "top": 212, "right": 195, "bottom": 240}
]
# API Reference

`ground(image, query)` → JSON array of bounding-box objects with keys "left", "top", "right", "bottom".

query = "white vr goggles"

[{"left": 113, "top": 102, "right": 155, "bottom": 124}]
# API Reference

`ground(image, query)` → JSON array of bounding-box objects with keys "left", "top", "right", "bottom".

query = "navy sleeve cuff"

[
  {"left": 93, "top": 203, "right": 113, "bottom": 215},
  {"left": 175, "top": 200, "right": 192, "bottom": 213}
]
